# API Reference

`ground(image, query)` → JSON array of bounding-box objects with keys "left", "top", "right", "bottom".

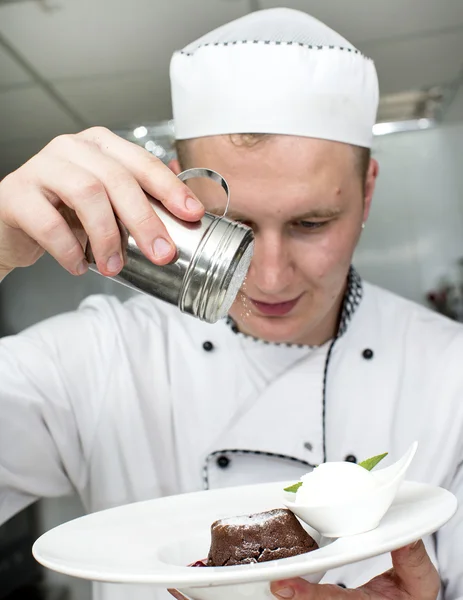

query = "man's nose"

[{"left": 248, "top": 232, "right": 294, "bottom": 295}]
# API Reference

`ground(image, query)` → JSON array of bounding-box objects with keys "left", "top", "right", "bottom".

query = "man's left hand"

[{"left": 271, "top": 540, "right": 440, "bottom": 600}]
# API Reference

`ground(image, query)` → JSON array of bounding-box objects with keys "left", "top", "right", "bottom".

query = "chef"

[{"left": 0, "top": 7, "right": 461, "bottom": 600}]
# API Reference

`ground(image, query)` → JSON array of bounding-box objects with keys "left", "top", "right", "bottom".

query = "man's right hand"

[{"left": 0, "top": 127, "right": 204, "bottom": 279}]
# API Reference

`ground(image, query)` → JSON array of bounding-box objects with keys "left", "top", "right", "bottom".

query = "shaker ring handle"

[{"left": 177, "top": 168, "right": 230, "bottom": 217}]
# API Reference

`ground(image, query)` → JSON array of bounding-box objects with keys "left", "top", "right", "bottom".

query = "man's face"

[{"left": 176, "top": 135, "right": 377, "bottom": 345}]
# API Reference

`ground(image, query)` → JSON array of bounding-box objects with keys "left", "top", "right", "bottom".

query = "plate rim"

[{"left": 32, "top": 480, "right": 457, "bottom": 587}]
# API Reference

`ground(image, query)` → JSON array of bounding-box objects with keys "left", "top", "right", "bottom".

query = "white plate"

[{"left": 33, "top": 480, "right": 456, "bottom": 589}]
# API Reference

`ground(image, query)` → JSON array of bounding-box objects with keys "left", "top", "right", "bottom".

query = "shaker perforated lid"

[
  {"left": 216, "top": 240, "right": 254, "bottom": 320},
  {"left": 179, "top": 216, "right": 254, "bottom": 323}
]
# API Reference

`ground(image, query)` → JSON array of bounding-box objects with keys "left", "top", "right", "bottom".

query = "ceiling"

[{"left": 1, "top": 0, "right": 463, "bottom": 178}]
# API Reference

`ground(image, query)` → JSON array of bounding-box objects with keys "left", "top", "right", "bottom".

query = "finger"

[
  {"left": 45, "top": 134, "right": 176, "bottom": 265},
  {"left": 79, "top": 127, "right": 205, "bottom": 221},
  {"left": 30, "top": 157, "right": 124, "bottom": 276},
  {"left": 9, "top": 191, "right": 87, "bottom": 276},
  {"left": 271, "top": 577, "right": 360, "bottom": 600},
  {"left": 391, "top": 541, "right": 440, "bottom": 600}
]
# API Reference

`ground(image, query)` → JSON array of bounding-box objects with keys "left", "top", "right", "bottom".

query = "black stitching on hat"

[{"left": 178, "top": 42, "right": 367, "bottom": 59}]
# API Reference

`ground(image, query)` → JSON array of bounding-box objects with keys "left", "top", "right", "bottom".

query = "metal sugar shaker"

[{"left": 84, "top": 168, "right": 254, "bottom": 323}]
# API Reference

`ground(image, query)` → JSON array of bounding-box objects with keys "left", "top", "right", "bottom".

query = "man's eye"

[{"left": 296, "top": 221, "right": 326, "bottom": 230}]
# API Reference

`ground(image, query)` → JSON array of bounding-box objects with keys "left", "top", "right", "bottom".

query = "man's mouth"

[{"left": 249, "top": 295, "right": 302, "bottom": 316}]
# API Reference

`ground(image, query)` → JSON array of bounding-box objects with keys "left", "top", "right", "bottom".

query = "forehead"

[
  {"left": 181, "top": 135, "right": 357, "bottom": 215},
  {"left": 184, "top": 134, "right": 354, "bottom": 173}
]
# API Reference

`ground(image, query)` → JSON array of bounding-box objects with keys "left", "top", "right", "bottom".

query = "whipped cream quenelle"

[
  {"left": 284, "top": 443, "right": 418, "bottom": 537},
  {"left": 295, "top": 461, "right": 378, "bottom": 507}
]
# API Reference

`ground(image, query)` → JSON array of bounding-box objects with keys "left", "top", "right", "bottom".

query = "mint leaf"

[
  {"left": 284, "top": 482, "right": 303, "bottom": 493},
  {"left": 359, "top": 452, "right": 388, "bottom": 471}
]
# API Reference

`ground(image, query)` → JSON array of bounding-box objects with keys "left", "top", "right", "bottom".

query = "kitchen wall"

[
  {"left": 0, "top": 256, "right": 132, "bottom": 335},
  {"left": 0, "top": 262, "right": 126, "bottom": 600},
  {"left": 355, "top": 120, "right": 463, "bottom": 305},
  {"left": 0, "top": 264, "right": 131, "bottom": 600},
  {"left": 0, "top": 118, "right": 463, "bottom": 600}
]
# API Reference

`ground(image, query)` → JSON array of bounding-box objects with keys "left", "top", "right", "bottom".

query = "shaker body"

[{"left": 85, "top": 196, "right": 254, "bottom": 323}]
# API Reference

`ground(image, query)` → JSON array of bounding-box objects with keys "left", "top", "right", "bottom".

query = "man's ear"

[{"left": 363, "top": 158, "right": 379, "bottom": 223}]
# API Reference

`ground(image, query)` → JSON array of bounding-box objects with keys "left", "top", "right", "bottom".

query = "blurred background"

[{"left": 0, "top": 0, "right": 463, "bottom": 598}]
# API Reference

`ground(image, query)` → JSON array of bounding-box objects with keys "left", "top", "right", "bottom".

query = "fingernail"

[
  {"left": 76, "top": 260, "right": 88, "bottom": 275},
  {"left": 153, "top": 237, "right": 173, "bottom": 259},
  {"left": 410, "top": 540, "right": 420, "bottom": 549},
  {"left": 106, "top": 253, "right": 122, "bottom": 273},
  {"left": 185, "top": 196, "right": 202, "bottom": 211},
  {"left": 274, "top": 588, "right": 294, "bottom": 599}
]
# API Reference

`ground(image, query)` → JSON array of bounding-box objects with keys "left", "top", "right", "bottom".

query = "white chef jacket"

[{"left": 1, "top": 271, "right": 463, "bottom": 600}]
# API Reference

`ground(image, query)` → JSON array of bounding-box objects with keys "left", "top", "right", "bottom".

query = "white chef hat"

[{"left": 170, "top": 8, "right": 379, "bottom": 148}]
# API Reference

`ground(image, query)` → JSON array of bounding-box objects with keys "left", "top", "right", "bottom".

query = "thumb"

[
  {"left": 390, "top": 540, "right": 440, "bottom": 599},
  {"left": 271, "top": 578, "right": 355, "bottom": 600}
]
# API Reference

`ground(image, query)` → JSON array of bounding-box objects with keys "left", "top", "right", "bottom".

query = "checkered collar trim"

[{"left": 226, "top": 266, "right": 363, "bottom": 348}]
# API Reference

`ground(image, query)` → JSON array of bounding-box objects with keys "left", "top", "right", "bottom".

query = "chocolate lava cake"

[{"left": 207, "top": 508, "right": 318, "bottom": 566}]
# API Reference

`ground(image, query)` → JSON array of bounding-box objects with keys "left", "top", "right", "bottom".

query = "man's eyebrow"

[{"left": 292, "top": 207, "right": 341, "bottom": 220}]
